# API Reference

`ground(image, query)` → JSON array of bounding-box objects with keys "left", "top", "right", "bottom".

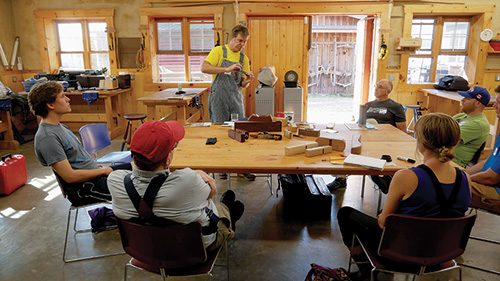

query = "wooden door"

[{"left": 246, "top": 16, "right": 310, "bottom": 119}]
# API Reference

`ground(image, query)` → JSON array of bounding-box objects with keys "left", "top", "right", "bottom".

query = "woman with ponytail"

[{"left": 337, "top": 113, "right": 471, "bottom": 275}]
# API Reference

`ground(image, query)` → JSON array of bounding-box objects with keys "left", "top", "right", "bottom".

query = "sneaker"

[
  {"left": 220, "top": 189, "right": 235, "bottom": 208},
  {"left": 229, "top": 200, "right": 245, "bottom": 231},
  {"left": 370, "top": 175, "right": 392, "bottom": 194},
  {"left": 219, "top": 173, "right": 228, "bottom": 180},
  {"left": 238, "top": 173, "right": 256, "bottom": 181},
  {"left": 327, "top": 177, "right": 347, "bottom": 192}
]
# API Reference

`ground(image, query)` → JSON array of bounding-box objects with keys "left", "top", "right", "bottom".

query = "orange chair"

[
  {"left": 348, "top": 214, "right": 476, "bottom": 281},
  {"left": 117, "top": 218, "right": 228, "bottom": 280}
]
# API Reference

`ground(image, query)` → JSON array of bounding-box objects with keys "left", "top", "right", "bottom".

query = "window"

[
  {"left": 56, "top": 21, "right": 110, "bottom": 71},
  {"left": 156, "top": 19, "right": 214, "bottom": 82},
  {"left": 34, "top": 9, "right": 116, "bottom": 74},
  {"left": 407, "top": 17, "right": 471, "bottom": 84}
]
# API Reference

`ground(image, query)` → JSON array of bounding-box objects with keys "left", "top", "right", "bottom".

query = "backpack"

[
  {"left": 305, "top": 264, "right": 352, "bottom": 281},
  {"left": 433, "top": 75, "right": 469, "bottom": 91}
]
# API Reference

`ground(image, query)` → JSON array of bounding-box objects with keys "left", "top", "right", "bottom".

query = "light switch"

[
  {"left": 495, "top": 75, "right": 500, "bottom": 81},
  {"left": 12, "top": 76, "right": 17, "bottom": 82},
  {"left": 388, "top": 74, "right": 395, "bottom": 81}
]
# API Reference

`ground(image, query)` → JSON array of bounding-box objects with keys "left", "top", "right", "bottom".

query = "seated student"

[
  {"left": 28, "top": 81, "right": 132, "bottom": 206},
  {"left": 107, "top": 120, "right": 244, "bottom": 252},
  {"left": 337, "top": 113, "right": 471, "bottom": 277},
  {"left": 452, "top": 86, "right": 491, "bottom": 167},
  {"left": 466, "top": 85, "right": 500, "bottom": 214},
  {"left": 328, "top": 79, "right": 406, "bottom": 191}
]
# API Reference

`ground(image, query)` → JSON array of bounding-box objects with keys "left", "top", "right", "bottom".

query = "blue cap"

[{"left": 458, "top": 86, "right": 491, "bottom": 106}]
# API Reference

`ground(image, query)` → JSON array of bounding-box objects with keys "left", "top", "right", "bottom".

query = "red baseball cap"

[{"left": 130, "top": 121, "right": 185, "bottom": 163}]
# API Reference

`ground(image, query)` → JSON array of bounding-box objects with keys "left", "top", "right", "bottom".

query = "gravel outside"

[{"left": 306, "top": 95, "right": 355, "bottom": 124}]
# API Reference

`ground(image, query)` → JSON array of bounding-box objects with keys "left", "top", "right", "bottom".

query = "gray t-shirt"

[
  {"left": 34, "top": 122, "right": 98, "bottom": 170},
  {"left": 108, "top": 167, "right": 218, "bottom": 248},
  {"left": 365, "top": 99, "right": 406, "bottom": 127}
]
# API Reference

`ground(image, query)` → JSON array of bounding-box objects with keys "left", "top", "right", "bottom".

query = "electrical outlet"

[
  {"left": 388, "top": 74, "right": 395, "bottom": 81},
  {"left": 12, "top": 76, "right": 17, "bottom": 82},
  {"left": 130, "top": 74, "right": 135, "bottom": 80},
  {"left": 496, "top": 75, "right": 500, "bottom": 81}
]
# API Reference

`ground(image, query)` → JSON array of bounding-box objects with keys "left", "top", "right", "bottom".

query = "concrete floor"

[{"left": 1, "top": 136, "right": 499, "bottom": 281}]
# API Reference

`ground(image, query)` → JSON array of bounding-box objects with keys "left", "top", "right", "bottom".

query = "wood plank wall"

[{"left": 246, "top": 16, "right": 309, "bottom": 117}]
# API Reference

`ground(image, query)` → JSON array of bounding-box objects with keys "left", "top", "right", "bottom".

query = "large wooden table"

[
  {"left": 171, "top": 123, "right": 417, "bottom": 176},
  {"left": 137, "top": 88, "right": 210, "bottom": 124}
]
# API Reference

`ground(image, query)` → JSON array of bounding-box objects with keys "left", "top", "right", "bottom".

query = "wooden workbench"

[
  {"left": 137, "top": 88, "right": 210, "bottom": 124},
  {"left": 418, "top": 88, "right": 495, "bottom": 116},
  {"left": 171, "top": 124, "right": 417, "bottom": 176},
  {"left": 0, "top": 109, "right": 19, "bottom": 150},
  {"left": 59, "top": 88, "right": 132, "bottom": 139}
]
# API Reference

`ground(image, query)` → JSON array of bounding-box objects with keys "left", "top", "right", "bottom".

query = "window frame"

[
  {"left": 34, "top": 9, "right": 117, "bottom": 74},
  {"left": 400, "top": 4, "right": 495, "bottom": 88},
  {"left": 408, "top": 16, "right": 472, "bottom": 84},
  {"left": 154, "top": 17, "right": 215, "bottom": 82},
  {"left": 139, "top": 6, "right": 223, "bottom": 88},
  {"left": 55, "top": 19, "right": 110, "bottom": 70}
]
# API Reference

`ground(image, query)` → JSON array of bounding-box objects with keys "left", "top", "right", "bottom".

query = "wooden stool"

[
  {"left": 121, "top": 113, "right": 148, "bottom": 151},
  {"left": 403, "top": 104, "right": 425, "bottom": 136}
]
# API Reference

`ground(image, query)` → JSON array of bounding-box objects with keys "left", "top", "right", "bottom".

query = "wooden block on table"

[
  {"left": 306, "top": 142, "right": 318, "bottom": 149},
  {"left": 284, "top": 129, "right": 293, "bottom": 139},
  {"left": 299, "top": 128, "right": 321, "bottom": 137},
  {"left": 316, "top": 136, "right": 346, "bottom": 151},
  {"left": 351, "top": 134, "right": 362, "bottom": 154},
  {"left": 305, "top": 146, "right": 333, "bottom": 157},
  {"left": 234, "top": 121, "right": 282, "bottom": 132},
  {"left": 285, "top": 144, "right": 306, "bottom": 156},
  {"left": 285, "top": 142, "right": 318, "bottom": 156}
]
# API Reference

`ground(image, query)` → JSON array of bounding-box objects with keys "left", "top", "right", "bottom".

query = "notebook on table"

[{"left": 343, "top": 154, "right": 386, "bottom": 171}]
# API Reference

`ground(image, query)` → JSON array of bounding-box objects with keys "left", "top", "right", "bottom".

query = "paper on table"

[{"left": 343, "top": 154, "right": 386, "bottom": 171}]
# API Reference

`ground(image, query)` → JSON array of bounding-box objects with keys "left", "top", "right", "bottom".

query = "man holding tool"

[{"left": 202, "top": 24, "right": 256, "bottom": 181}]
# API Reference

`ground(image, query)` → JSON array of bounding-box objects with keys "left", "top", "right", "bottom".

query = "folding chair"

[
  {"left": 348, "top": 214, "right": 476, "bottom": 281},
  {"left": 53, "top": 171, "right": 125, "bottom": 263},
  {"left": 79, "top": 123, "right": 132, "bottom": 164},
  {"left": 117, "top": 218, "right": 229, "bottom": 280}
]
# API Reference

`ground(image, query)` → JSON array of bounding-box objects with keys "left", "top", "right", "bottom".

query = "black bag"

[
  {"left": 433, "top": 75, "right": 469, "bottom": 91},
  {"left": 277, "top": 174, "right": 332, "bottom": 219},
  {"left": 305, "top": 264, "right": 352, "bottom": 281}
]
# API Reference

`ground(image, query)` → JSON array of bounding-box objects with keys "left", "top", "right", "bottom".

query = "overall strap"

[
  {"left": 124, "top": 173, "right": 168, "bottom": 220},
  {"left": 239, "top": 51, "right": 245, "bottom": 64},
  {"left": 417, "top": 164, "right": 462, "bottom": 215},
  {"left": 222, "top": 45, "right": 228, "bottom": 59}
]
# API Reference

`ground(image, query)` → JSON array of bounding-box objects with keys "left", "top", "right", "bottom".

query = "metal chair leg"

[{"left": 360, "top": 176, "right": 366, "bottom": 198}]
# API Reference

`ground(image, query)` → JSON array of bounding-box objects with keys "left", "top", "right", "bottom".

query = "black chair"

[
  {"left": 117, "top": 218, "right": 229, "bottom": 280},
  {"left": 348, "top": 214, "right": 476, "bottom": 281}
]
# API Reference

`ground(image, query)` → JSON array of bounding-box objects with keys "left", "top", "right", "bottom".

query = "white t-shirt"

[{"left": 108, "top": 167, "right": 217, "bottom": 248}]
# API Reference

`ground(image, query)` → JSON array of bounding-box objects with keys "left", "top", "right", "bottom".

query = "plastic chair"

[
  {"left": 79, "top": 123, "right": 132, "bottom": 164},
  {"left": 53, "top": 170, "right": 125, "bottom": 263},
  {"left": 121, "top": 113, "right": 148, "bottom": 151},
  {"left": 117, "top": 218, "right": 229, "bottom": 280},
  {"left": 348, "top": 214, "right": 476, "bottom": 281}
]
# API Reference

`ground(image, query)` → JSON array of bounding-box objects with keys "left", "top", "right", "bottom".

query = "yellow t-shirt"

[{"left": 204, "top": 45, "right": 250, "bottom": 81}]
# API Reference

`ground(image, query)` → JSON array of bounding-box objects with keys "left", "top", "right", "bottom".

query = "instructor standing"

[{"left": 202, "top": 25, "right": 255, "bottom": 123}]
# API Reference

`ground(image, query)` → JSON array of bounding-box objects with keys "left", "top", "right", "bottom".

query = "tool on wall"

[
  {"left": 379, "top": 34, "right": 388, "bottom": 60},
  {"left": 9, "top": 36, "right": 19, "bottom": 71},
  {"left": 215, "top": 32, "right": 220, "bottom": 47},
  {"left": 0, "top": 42, "right": 9, "bottom": 71}
]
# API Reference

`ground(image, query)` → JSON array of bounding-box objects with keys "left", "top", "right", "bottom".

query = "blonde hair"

[{"left": 415, "top": 113, "right": 461, "bottom": 163}]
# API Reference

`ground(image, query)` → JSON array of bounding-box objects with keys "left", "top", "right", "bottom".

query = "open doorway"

[{"left": 307, "top": 15, "right": 365, "bottom": 123}]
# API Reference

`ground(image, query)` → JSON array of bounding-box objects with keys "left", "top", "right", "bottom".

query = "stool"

[
  {"left": 121, "top": 113, "right": 148, "bottom": 151},
  {"left": 403, "top": 104, "right": 423, "bottom": 136}
]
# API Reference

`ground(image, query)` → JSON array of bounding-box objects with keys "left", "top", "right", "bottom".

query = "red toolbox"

[{"left": 0, "top": 154, "right": 27, "bottom": 195}]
